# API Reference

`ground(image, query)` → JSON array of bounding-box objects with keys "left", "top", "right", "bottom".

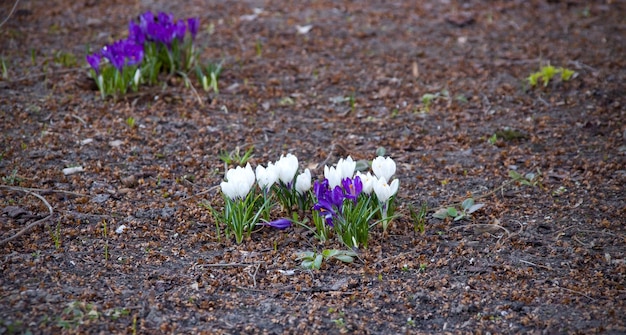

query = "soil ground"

[{"left": 0, "top": 0, "right": 625, "bottom": 334}]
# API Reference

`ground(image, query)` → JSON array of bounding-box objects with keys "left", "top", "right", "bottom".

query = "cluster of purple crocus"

[
  {"left": 128, "top": 11, "right": 199, "bottom": 48},
  {"left": 87, "top": 39, "right": 144, "bottom": 73},
  {"left": 86, "top": 11, "right": 199, "bottom": 74},
  {"left": 313, "top": 176, "right": 363, "bottom": 227}
]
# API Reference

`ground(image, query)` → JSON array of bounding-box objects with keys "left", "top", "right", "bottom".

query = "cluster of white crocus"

[
  {"left": 217, "top": 153, "right": 401, "bottom": 243},
  {"left": 220, "top": 153, "right": 312, "bottom": 200},
  {"left": 370, "top": 156, "right": 399, "bottom": 232},
  {"left": 220, "top": 163, "right": 256, "bottom": 200},
  {"left": 218, "top": 153, "right": 313, "bottom": 242},
  {"left": 318, "top": 155, "right": 400, "bottom": 237},
  {"left": 371, "top": 156, "right": 399, "bottom": 203},
  {"left": 323, "top": 155, "right": 399, "bottom": 202}
]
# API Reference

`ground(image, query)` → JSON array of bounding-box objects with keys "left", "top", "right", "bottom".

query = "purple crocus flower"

[
  {"left": 314, "top": 179, "right": 329, "bottom": 199},
  {"left": 342, "top": 176, "right": 363, "bottom": 203},
  {"left": 313, "top": 179, "right": 349, "bottom": 227},
  {"left": 86, "top": 53, "right": 101, "bottom": 74},
  {"left": 139, "top": 11, "right": 154, "bottom": 30},
  {"left": 258, "top": 218, "right": 292, "bottom": 230},
  {"left": 121, "top": 40, "right": 144, "bottom": 66},
  {"left": 187, "top": 17, "right": 199, "bottom": 39},
  {"left": 313, "top": 199, "right": 337, "bottom": 226},
  {"left": 128, "top": 21, "right": 145, "bottom": 45},
  {"left": 100, "top": 45, "right": 124, "bottom": 71},
  {"left": 100, "top": 39, "right": 144, "bottom": 72},
  {"left": 314, "top": 179, "right": 345, "bottom": 208},
  {"left": 146, "top": 21, "right": 163, "bottom": 43},
  {"left": 330, "top": 185, "right": 345, "bottom": 208},
  {"left": 173, "top": 20, "right": 187, "bottom": 41},
  {"left": 157, "top": 12, "right": 174, "bottom": 25}
]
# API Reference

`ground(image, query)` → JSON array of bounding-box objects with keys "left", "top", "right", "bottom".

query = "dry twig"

[
  {"left": 518, "top": 259, "right": 553, "bottom": 271},
  {"left": 0, "top": 0, "right": 20, "bottom": 29},
  {"left": 194, "top": 262, "right": 262, "bottom": 268},
  {"left": 0, "top": 185, "right": 84, "bottom": 197},
  {"left": 0, "top": 185, "right": 54, "bottom": 246},
  {"left": 557, "top": 286, "right": 596, "bottom": 302}
]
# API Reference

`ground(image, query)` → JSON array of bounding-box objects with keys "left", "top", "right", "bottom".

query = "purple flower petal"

[
  {"left": 86, "top": 53, "right": 101, "bottom": 73},
  {"left": 128, "top": 21, "right": 145, "bottom": 44},
  {"left": 330, "top": 185, "right": 345, "bottom": 207},
  {"left": 353, "top": 175, "right": 363, "bottom": 195},
  {"left": 313, "top": 179, "right": 326, "bottom": 199},
  {"left": 341, "top": 176, "right": 362, "bottom": 203},
  {"left": 101, "top": 45, "right": 124, "bottom": 71},
  {"left": 187, "top": 17, "right": 199, "bottom": 39},
  {"left": 99, "top": 39, "right": 144, "bottom": 71},
  {"left": 259, "top": 218, "right": 292, "bottom": 230},
  {"left": 140, "top": 11, "right": 154, "bottom": 26},
  {"left": 173, "top": 20, "right": 187, "bottom": 41},
  {"left": 157, "top": 12, "right": 174, "bottom": 25}
]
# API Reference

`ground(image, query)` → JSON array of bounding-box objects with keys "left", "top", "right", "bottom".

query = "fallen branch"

[
  {"left": 557, "top": 285, "right": 596, "bottom": 302},
  {"left": 0, "top": 0, "right": 20, "bottom": 29},
  {"left": 0, "top": 185, "right": 84, "bottom": 197},
  {"left": 518, "top": 259, "right": 553, "bottom": 271},
  {"left": 193, "top": 262, "right": 262, "bottom": 268},
  {"left": 0, "top": 186, "right": 54, "bottom": 246}
]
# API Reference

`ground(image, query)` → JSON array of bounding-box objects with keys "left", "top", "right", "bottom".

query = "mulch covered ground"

[{"left": 1, "top": 0, "right": 625, "bottom": 334}]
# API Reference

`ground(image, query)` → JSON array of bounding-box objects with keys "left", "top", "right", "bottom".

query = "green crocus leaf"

[{"left": 334, "top": 255, "right": 354, "bottom": 263}]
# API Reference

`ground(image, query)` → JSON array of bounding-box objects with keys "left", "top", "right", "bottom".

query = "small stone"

[
  {"left": 121, "top": 175, "right": 137, "bottom": 188},
  {"left": 91, "top": 194, "right": 110, "bottom": 204},
  {"left": 115, "top": 225, "right": 127, "bottom": 234},
  {"left": 117, "top": 188, "right": 132, "bottom": 195},
  {"left": 63, "top": 166, "right": 84, "bottom": 175},
  {"left": 109, "top": 140, "right": 123, "bottom": 147}
]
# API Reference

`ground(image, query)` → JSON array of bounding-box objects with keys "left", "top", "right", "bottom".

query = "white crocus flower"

[
  {"left": 372, "top": 156, "right": 396, "bottom": 182},
  {"left": 295, "top": 169, "right": 311, "bottom": 195},
  {"left": 324, "top": 165, "right": 343, "bottom": 188},
  {"left": 220, "top": 163, "right": 256, "bottom": 200},
  {"left": 275, "top": 153, "right": 299, "bottom": 185},
  {"left": 133, "top": 68, "right": 141, "bottom": 86},
  {"left": 373, "top": 177, "right": 399, "bottom": 203},
  {"left": 337, "top": 156, "right": 356, "bottom": 180},
  {"left": 355, "top": 171, "right": 374, "bottom": 194},
  {"left": 256, "top": 162, "right": 279, "bottom": 191}
]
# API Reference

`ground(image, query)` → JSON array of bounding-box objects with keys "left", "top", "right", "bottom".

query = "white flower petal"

[
  {"left": 220, "top": 180, "right": 236, "bottom": 200},
  {"left": 256, "top": 162, "right": 279, "bottom": 190},
  {"left": 324, "top": 165, "right": 342, "bottom": 188},
  {"left": 222, "top": 164, "right": 256, "bottom": 200},
  {"left": 295, "top": 169, "right": 311, "bottom": 194},
  {"left": 296, "top": 24, "right": 313, "bottom": 34},
  {"left": 356, "top": 171, "right": 374, "bottom": 194},
  {"left": 276, "top": 153, "right": 299, "bottom": 184},
  {"left": 373, "top": 176, "right": 399, "bottom": 203},
  {"left": 372, "top": 156, "right": 396, "bottom": 181},
  {"left": 337, "top": 156, "right": 356, "bottom": 180},
  {"left": 389, "top": 178, "right": 399, "bottom": 197}
]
